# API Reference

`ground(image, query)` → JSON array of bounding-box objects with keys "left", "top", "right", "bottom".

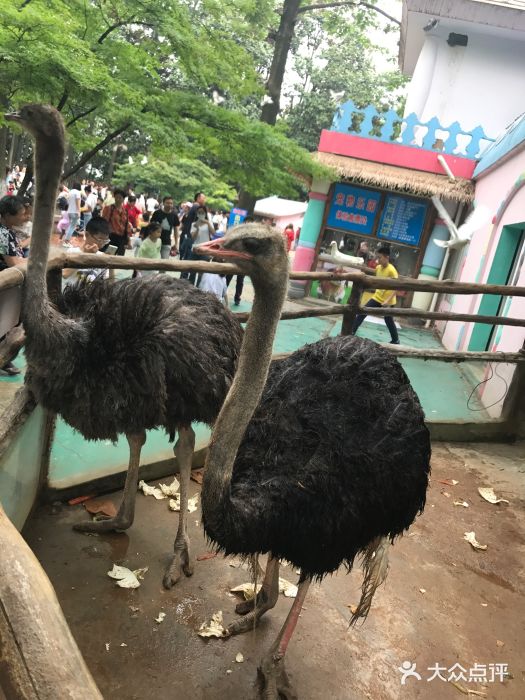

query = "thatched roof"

[{"left": 316, "top": 152, "right": 475, "bottom": 202}]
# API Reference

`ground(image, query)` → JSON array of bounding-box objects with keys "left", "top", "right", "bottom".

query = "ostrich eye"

[{"left": 243, "top": 237, "right": 266, "bottom": 254}]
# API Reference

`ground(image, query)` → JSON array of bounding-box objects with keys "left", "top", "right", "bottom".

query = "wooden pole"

[
  {"left": 349, "top": 305, "right": 525, "bottom": 328},
  {"left": 0, "top": 327, "right": 26, "bottom": 368},
  {"left": 271, "top": 348, "right": 525, "bottom": 364},
  {"left": 43, "top": 254, "right": 525, "bottom": 298},
  {"left": 233, "top": 304, "right": 525, "bottom": 329},
  {"left": 0, "top": 504, "right": 102, "bottom": 699},
  {"left": 0, "top": 387, "right": 35, "bottom": 462},
  {"left": 0, "top": 266, "right": 26, "bottom": 292},
  {"left": 342, "top": 282, "right": 363, "bottom": 336}
]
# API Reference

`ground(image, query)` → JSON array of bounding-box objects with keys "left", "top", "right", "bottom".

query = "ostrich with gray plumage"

[
  {"left": 195, "top": 229, "right": 431, "bottom": 699},
  {"left": 5, "top": 104, "right": 243, "bottom": 588}
]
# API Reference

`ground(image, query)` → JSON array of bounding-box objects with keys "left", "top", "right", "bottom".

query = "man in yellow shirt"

[{"left": 352, "top": 244, "right": 400, "bottom": 344}]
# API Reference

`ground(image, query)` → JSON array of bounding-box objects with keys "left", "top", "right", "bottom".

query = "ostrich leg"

[
  {"left": 226, "top": 556, "right": 280, "bottom": 636},
  {"left": 73, "top": 432, "right": 146, "bottom": 533},
  {"left": 163, "top": 425, "right": 195, "bottom": 589},
  {"left": 257, "top": 577, "right": 310, "bottom": 700}
]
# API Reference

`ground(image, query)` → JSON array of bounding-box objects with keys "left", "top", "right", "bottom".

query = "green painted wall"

[
  {"left": 0, "top": 405, "right": 46, "bottom": 530},
  {"left": 469, "top": 225, "right": 524, "bottom": 351}
]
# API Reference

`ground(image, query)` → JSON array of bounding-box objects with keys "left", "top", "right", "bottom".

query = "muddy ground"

[{"left": 24, "top": 441, "right": 525, "bottom": 700}]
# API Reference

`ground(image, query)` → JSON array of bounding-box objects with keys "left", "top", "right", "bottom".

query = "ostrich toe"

[
  {"left": 235, "top": 588, "right": 269, "bottom": 615},
  {"left": 257, "top": 655, "right": 296, "bottom": 700},
  {"left": 163, "top": 542, "right": 193, "bottom": 589},
  {"left": 73, "top": 515, "right": 132, "bottom": 534}
]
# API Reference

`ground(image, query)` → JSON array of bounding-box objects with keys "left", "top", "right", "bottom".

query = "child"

[
  {"left": 198, "top": 272, "right": 227, "bottom": 305},
  {"left": 62, "top": 217, "right": 111, "bottom": 286},
  {"left": 136, "top": 222, "right": 162, "bottom": 277}
]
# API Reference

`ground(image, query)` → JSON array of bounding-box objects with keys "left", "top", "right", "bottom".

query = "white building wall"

[{"left": 404, "top": 31, "right": 525, "bottom": 139}]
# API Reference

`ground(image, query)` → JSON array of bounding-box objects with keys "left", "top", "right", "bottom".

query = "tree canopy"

[{"left": 1, "top": 0, "right": 406, "bottom": 203}]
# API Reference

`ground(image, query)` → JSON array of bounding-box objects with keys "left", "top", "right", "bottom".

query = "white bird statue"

[
  {"left": 328, "top": 241, "right": 365, "bottom": 266},
  {"left": 431, "top": 196, "right": 491, "bottom": 250}
]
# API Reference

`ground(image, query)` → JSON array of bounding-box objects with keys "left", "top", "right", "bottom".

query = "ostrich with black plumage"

[
  {"left": 195, "top": 229, "right": 431, "bottom": 699},
  {"left": 5, "top": 104, "right": 243, "bottom": 589}
]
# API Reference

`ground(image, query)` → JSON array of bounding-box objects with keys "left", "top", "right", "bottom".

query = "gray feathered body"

[{"left": 23, "top": 276, "right": 243, "bottom": 441}]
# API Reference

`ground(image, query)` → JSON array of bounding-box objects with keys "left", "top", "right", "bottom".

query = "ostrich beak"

[
  {"left": 194, "top": 239, "right": 254, "bottom": 260},
  {"left": 4, "top": 111, "right": 22, "bottom": 123}
]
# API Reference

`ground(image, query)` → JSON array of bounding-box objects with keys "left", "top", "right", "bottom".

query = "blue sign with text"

[
  {"left": 228, "top": 208, "right": 248, "bottom": 229},
  {"left": 326, "top": 184, "right": 381, "bottom": 235},
  {"left": 377, "top": 195, "right": 428, "bottom": 247}
]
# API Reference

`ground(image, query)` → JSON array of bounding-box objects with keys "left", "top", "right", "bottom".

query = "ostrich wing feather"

[{"left": 350, "top": 536, "right": 390, "bottom": 625}]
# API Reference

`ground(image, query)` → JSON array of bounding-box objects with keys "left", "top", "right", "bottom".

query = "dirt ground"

[{"left": 23, "top": 441, "right": 525, "bottom": 700}]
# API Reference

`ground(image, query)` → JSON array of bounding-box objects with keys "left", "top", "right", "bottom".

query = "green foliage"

[
  {"left": 113, "top": 157, "right": 237, "bottom": 210},
  {"left": 284, "top": 6, "right": 408, "bottom": 151}
]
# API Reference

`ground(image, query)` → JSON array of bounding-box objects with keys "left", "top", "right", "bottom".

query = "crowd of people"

[{"left": 0, "top": 172, "right": 304, "bottom": 374}]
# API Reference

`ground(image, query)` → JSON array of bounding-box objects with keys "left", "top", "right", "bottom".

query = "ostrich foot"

[
  {"left": 163, "top": 542, "right": 193, "bottom": 589},
  {"left": 257, "top": 654, "right": 297, "bottom": 700},
  {"left": 226, "top": 595, "right": 276, "bottom": 636},
  {"left": 235, "top": 589, "right": 269, "bottom": 615},
  {"left": 73, "top": 515, "right": 132, "bottom": 534}
]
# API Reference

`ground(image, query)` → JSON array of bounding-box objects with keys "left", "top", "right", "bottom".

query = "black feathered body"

[
  {"left": 24, "top": 276, "right": 243, "bottom": 441},
  {"left": 203, "top": 335, "right": 430, "bottom": 579}
]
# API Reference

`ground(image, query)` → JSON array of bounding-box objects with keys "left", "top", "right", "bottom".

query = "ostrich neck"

[
  {"left": 24, "top": 138, "right": 62, "bottom": 316},
  {"left": 202, "top": 270, "right": 288, "bottom": 512}
]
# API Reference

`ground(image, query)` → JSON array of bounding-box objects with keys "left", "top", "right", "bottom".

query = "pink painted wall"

[
  {"left": 273, "top": 213, "right": 304, "bottom": 232},
  {"left": 439, "top": 150, "right": 525, "bottom": 416}
]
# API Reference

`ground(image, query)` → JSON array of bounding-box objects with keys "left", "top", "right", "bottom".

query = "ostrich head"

[
  {"left": 195, "top": 223, "right": 289, "bottom": 287},
  {"left": 5, "top": 104, "right": 65, "bottom": 158}
]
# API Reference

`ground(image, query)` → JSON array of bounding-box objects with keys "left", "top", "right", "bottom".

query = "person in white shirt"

[
  {"left": 62, "top": 218, "right": 110, "bottom": 286},
  {"left": 146, "top": 194, "right": 159, "bottom": 212},
  {"left": 198, "top": 273, "right": 227, "bottom": 305},
  {"left": 64, "top": 181, "right": 81, "bottom": 247},
  {"left": 82, "top": 185, "right": 97, "bottom": 230}
]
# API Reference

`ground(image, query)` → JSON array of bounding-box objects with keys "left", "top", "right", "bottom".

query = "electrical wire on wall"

[{"left": 467, "top": 363, "right": 510, "bottom": 412}]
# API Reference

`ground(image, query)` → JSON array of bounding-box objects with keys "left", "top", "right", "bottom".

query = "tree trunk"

[
  {"left": 0, "top": 127, "right": 8, "bottom": 192},
  {"left": 261, "top": 0, "right": 302, "bottom": 127},
  {"left": 16, "top": 162, "right": 34, "bottom": 197},
  {"left": 237, "top": 0, "right": 302, "bottom": 213}
]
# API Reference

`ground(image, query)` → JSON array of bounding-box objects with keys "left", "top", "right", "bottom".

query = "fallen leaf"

[
  {"left": 159, "top": 478, "right": 180, "bottom": 497},
  {"left": 155, "top": 612, "right": 166, "bottom": 624},
  {"left": 107, "top": 564, "right": 148, "bottom": 588},
  {"left": 191, "top": 468, "right": 204, "bottom": 485},
  {"left": 450, "top": 680, "right": 486, "bottom": 697},
  {"left": 168, "top": 494, "right": 199, "bottom": 513},
  {"left": 478, "top": 487, "right": 509, "bottom": 505},
  {"left": 279, "top": 577, "right": 298, "bottom": 598},
  {"left": 138, "top": 480, "right": 165, "bottom": 500},
  {"left": 84, "top": 498, "right": 117, "bottom": 518},
  {"left": 197, "top": 552, "right": 217, "bottom": 561},
  {"left": 198, "top": 611, "right": 227, "bottom": 638},
  {"left": 235, "top": 653, "right": 244, "bottom": 663},
  {"left": 230, "top": 582, "right": 262, "bottom": 600},
  {"left": 438, "top": 479, "right": 459, "bottom": 487},
  {"left": 453, "top": 500, "right": 469, "bottom": 508},
  {"left": 463, "top": 532, "right": 487, "bottom": 551}
]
